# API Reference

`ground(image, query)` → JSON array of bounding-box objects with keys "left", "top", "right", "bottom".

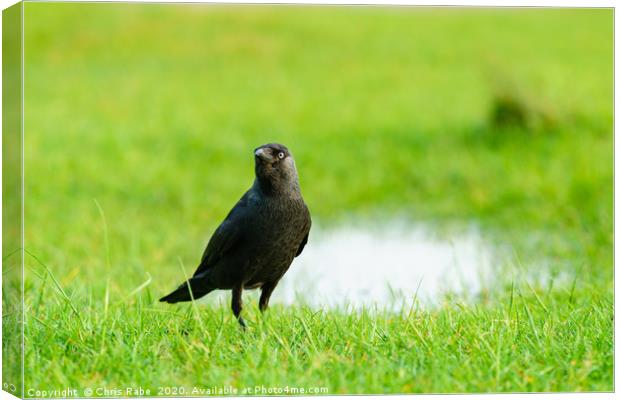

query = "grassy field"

[{"left": 3, "top": 4, "right": 613, "bottom": 395}]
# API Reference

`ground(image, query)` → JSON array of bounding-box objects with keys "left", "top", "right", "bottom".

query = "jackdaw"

[{"left": 160, "top": 143, "right": 311, "bottom": 327}]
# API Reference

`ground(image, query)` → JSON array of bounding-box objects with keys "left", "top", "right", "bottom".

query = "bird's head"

[{"left": 253, "top": 143, "right": 300, "bottom": 196}]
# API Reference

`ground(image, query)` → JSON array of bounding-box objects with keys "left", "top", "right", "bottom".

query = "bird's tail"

[{"left": 159, "top": 277, "right": 213, "bottom": 303}]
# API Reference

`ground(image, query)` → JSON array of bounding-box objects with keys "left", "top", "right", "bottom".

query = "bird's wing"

[
  {"left": 295, "top": 209, "right": 311, "bottom": 257},
  {"left": 193, "top": 191, "right": 252, "bottom": 277}
]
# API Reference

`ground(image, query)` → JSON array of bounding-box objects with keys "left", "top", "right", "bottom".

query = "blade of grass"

[
  {"left": 24, "top": 249, "right": 86, "bottom": 332},
  {"left": 94, "top": 199, "right": 112, "bottom": 320},
  {"left": 178, "top": 257, "right": 207, "bottom": 337}
]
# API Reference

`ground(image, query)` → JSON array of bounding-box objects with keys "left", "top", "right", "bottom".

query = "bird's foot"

[{"left": 238, "top": 317, "right": 247, "bottom": 329}]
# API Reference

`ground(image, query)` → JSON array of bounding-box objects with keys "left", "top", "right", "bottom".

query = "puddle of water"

[
  {"left": 204, "top": 223, "right": 496, "bottom": 310},
  {"left": 272, "top": 224, "right": 494, "bottom": 310}
]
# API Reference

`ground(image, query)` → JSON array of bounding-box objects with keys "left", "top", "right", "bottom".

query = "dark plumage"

[{"left": 160, "top": 143, "right": 311, "bottom": 327}]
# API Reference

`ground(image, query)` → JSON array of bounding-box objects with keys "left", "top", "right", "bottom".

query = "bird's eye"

[{"left": 277, "top": 152, "right": 285, "bottom": 159}]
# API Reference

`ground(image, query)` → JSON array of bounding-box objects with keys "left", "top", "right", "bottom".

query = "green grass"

[
  {"left": 20, "top": 282, "right": 614, "bottom": 393},
  {"left": 2, "top": 4, "right": 613, "bottom": 395}
]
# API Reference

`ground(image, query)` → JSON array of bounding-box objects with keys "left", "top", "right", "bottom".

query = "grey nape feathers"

[{"left": 160, "top": 143, "right": 311, "bottom": 327}]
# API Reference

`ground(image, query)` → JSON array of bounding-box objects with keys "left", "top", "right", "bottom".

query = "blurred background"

[{"left": 21, "top": 4, "right": 611, "bottom": 303}]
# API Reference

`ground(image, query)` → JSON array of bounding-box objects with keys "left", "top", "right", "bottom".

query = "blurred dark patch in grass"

[
  {"left": 491, "top": 89, "right": 559, "bottom": 132},
  {"left": 463, "top": 72, "right": 577, "bottom": 148}
]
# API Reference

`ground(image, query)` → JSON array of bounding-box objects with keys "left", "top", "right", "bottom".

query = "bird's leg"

[
  {"left": 231, "top": 285, "right": 247, "bottom": 328},
  {"left": 259, "top": 281, "right": 277, "bottom": 313}
]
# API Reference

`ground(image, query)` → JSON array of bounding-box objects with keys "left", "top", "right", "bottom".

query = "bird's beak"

[{"left": 254, "top": 148, "right": 271, "bottom": 161}]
